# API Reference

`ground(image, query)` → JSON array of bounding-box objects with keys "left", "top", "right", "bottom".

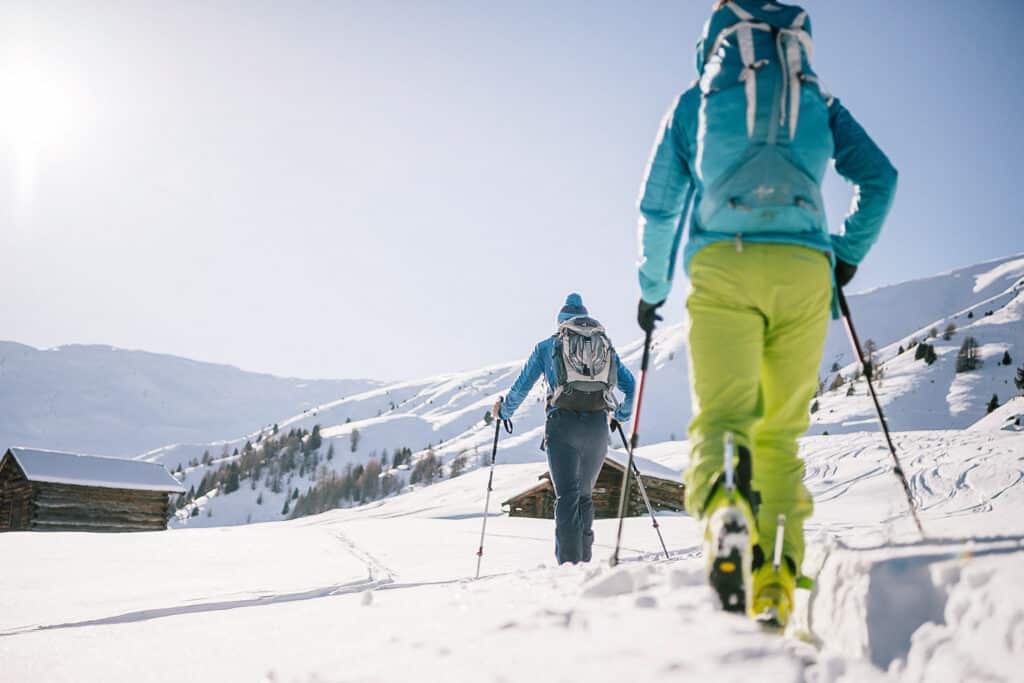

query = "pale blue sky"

[{"left": 1, "top": 1, "right": 1021, "bottom": 380}]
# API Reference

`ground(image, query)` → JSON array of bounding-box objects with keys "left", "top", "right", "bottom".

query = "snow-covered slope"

[
  {"left": 809, "top": 279, "right": 1024, "bottom": 434},
  {"left": 2, "top": 255, "right": 1023, "bottom": 681},
  {"left": 2, "top": 426, "right": 1021, "bottom": 682},
  {"left": 0, "top": 342, "right": 378, "bottom": 456},
  {"left": 155, "top": 254, "right": 1024, "bottom": 528}
]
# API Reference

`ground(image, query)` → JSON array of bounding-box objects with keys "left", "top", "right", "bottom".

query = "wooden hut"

[
  {"left": 502, "top": 452, "right": 685, "bottom": 519},
  {"left": 0, "top": 447, "right": 185, "bottom": 532}
]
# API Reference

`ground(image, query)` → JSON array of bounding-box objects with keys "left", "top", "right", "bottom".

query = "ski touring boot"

[
  {"left": 703, "top": 433, "right": 759, "bottom": 614},
  {"left": 750, "top": 514, "right": 797, "bottom": 630}
]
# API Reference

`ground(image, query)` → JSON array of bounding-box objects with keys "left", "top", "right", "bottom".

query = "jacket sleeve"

[
  {"left": 498, "top": 343, "right": 546, "bottom": 420},
  {"left": 637, "top": 95, "right": 695, "bottom": 304},
  {"left": 612, "top": 352, "right": 636, "bottom": 423},
  {"left": 828, "top": 98, "right": 898, "bottom": 265}
]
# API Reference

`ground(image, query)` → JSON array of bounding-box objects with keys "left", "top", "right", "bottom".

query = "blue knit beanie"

[{"left": 557, "top": 293, "right": 588, "bottom": 323}]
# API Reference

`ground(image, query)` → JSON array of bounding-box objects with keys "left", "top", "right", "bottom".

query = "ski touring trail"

[{"left": 1, "top": 428, "right": 1021, "bottom": 682}]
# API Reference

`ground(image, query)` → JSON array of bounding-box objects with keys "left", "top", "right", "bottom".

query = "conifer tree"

[
  {"left": 327, "top": 443, "right": 335, "bottom": 462},
  {"left": 987, "top": 394, "right": 1000, "bottom": 414},
  {"left": 1015, "top": 365, "right": 1024, "bottom": 395},
  {"left": 810, "top": 399, "right": 820, "bottom": 414},
  {"left": 1001, "top": 350, "right": 1012, "bottom": 366},
  {"left": 224, "top": 464, "right": 241, "bottom": 494},
  {"left": 282, "top": 499, "right": 290, "bottom": 515},
  {"left": 449, "top": 454, "right": 468, "bottom": 478},
  {"left": 956, "top": 336, "right": 982, "bottom": 372},
  {"left": 924, "top": 344, "right": 938, "bottom": 365}
]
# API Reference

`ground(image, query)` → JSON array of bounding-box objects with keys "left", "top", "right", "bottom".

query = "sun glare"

[{"left": 0, "top": 57, "right": 82, "bottom": 216}]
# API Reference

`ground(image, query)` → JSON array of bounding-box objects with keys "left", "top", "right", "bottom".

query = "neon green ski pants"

[{"left": 684, "top": 242, "right": 832, "bottom": 568}]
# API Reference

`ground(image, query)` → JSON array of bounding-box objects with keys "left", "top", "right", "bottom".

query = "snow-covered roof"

[
  {"left": 5, "top": 447, "right": 186, "bottom": 493},
  {"left": 604, "top": 450, "right": 682, "bottom": 482}
]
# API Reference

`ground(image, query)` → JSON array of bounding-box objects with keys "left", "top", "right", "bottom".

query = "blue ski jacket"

[
  {"left": 637, "top": 87, "right": 897, "bottom": 316},
  {"left": 498, "top": 336, "right": 636, "bottom": 423}
]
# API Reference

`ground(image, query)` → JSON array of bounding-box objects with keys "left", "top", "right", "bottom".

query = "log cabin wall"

[
  {"left": 504, "top": 462, "right": 685, "bottom": 520},
  {"left": 0, "top": 454, "right": 33, "bottom": 530},
  {"left": 28, "top": 482, "right": 171, "bottom": 532}
]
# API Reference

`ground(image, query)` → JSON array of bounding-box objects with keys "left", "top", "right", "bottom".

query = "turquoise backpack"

[{"left": 696, "top": 1, "right": 834, "bottom": 236}]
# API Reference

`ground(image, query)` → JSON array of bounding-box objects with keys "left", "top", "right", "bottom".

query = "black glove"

[
  {"left": 834, "top": 259, "right": 857, "bottom": 289},
  {"left": 609, "top": 418, "right": 621, "bottom": 433},
  {"left": 638, "top": 299, "right": 665, "bottom": 333}
]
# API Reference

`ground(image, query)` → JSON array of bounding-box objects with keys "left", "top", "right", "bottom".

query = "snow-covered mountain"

[
  {"left": 3, "top": 254, "right": 1023, "bottom": 682},
  {"left": 152, "top": 253, "right": 1024, "bottom": 528},
  {"left": 0, "top": 342, "right": 378, "bottom": 457}
]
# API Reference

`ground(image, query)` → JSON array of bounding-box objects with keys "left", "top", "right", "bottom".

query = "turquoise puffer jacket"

[{"left": 637, "top": 4, "right": 897, "bottom": 313}]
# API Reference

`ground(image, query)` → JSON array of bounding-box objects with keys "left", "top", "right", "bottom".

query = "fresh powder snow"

[{"left": 1, "top": 255, "right": 1022, "bottom": 681}]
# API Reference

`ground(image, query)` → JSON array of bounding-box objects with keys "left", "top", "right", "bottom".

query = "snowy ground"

[{"left": 2, "top": 427, "right": 1022, "bottom": 682}]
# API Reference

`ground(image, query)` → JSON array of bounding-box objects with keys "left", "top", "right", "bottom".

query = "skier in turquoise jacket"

[
  {"left": 635, "top": 0, "right": 897, "bottom": 626},
  {"left": 495, "top": 293, "right": 636, "bottom": 564}
]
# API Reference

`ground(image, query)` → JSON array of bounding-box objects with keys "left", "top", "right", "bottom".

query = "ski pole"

[
  {"left": 838, "top": 288, "right": 926, "bottom": 538},
  {"left": 475, "top": 397, "right": 513, "bottom": 579},
  {"left": 613, "top": 421, "right": 670, "bottom": 559},
  {"left": 610, "top": 328, "right": 654, "bottom": 567}
]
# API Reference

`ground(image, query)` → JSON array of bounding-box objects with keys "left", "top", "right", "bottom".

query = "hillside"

[
  {"left": 0, "top": 342, "right": 378, "bottom": 457},
  {"left": 155, "top": 254, "right": 1024, "bottom": 528},
  {"left": 2, "top": 425, "right": 1021, "bottom": 682}
]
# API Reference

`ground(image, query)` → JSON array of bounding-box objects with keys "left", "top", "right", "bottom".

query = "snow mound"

[
  {"left": 811, "top": 538, "right": 1024, "bottom": 679},
  {"left": 969, "top": 396, "right": 1024, "bottom": 432}
]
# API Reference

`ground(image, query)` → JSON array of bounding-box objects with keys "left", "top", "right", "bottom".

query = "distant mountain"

[
  {"left": 0, "top": 343, "right": 378, "bottom": 457},
  {"left": 158, "top": 254, "right": 1024, "bottom": 529}
]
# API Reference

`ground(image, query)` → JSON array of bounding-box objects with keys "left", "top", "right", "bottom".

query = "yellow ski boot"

[
  {"left": 703, "top": 433, "right": 760, "bottom": 614},
  {"left": 750, "top": 515, "right": 797, "bottom": 630}
]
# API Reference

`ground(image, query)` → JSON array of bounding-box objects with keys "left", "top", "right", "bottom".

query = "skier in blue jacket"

[
  {"left": 494, "top": 293, "right": 636, "bottom": 564},
  {"left": 635, "top": 0, "right": 897, "bottom": 625}
]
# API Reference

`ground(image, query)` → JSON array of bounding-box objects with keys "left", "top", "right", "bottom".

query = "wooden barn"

[
  {"left": 0, "top": 447, "right": 185, "bottom": 532},
  {"left": 502, "top": 451, "right": 685, "bottom": 519}
]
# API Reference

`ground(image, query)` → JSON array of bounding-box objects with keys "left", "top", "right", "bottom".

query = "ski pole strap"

[{"left": 502, "top": 418, "right": 513, "bottom": 434}]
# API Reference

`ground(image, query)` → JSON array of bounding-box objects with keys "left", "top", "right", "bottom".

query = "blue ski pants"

[{"left": 545, "top": 409, "right": 608, "bottom": 564}]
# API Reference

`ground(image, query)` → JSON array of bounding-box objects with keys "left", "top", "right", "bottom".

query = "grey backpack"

[{"left": 550, "top": 316, "right": 617, "bottom": 412}]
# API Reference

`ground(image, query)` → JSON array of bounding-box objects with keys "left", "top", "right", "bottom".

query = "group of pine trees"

[
  {"left": 174, "top": 425, "right": 328, "bottom": 513},
  {"left": 287, "top": 456, "right": 398, "bottom": 518},
  {"left": 172, "top": 411, "right": 478, "bottom": 523},
  {"left": 288, "top": 447, "right": 470, "bottom": 520},
  {"left": 815, "top": 317, "right": 1022, "bottom": 418}
]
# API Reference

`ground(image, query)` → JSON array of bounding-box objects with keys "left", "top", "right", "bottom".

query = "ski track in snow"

[
  {"left": 2, "top": 256, "right": 1024, "bottom": 681},
  {"left": 2, "top": 429, "right": 1023, "bottom": 682}
]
